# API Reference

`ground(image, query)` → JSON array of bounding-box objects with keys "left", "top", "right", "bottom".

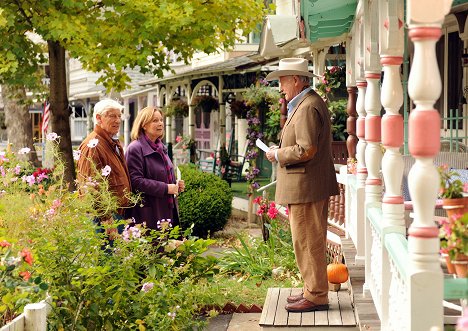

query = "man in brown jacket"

[
  {"left": 265, "top": 58, "right": 339, "bottom": 312},
  {"left": 77, "top": 99, "right": 131, "bottom": 233}
]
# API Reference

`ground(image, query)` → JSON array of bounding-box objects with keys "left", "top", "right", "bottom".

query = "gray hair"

[
  {"left": 93, "top": 99, "right": 124, "bottom": 125},
  {"left": 297, "top": 75, "right": 310, "bottom": 84}
]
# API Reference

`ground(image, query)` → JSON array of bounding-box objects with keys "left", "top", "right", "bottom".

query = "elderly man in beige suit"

[{"left": 265, "top": 58, "right": 339, "bottom": 312}]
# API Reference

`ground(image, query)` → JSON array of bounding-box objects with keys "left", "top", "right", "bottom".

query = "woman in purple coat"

[{"left": 125, "top": 106, "right": 185, "bottom": 230}]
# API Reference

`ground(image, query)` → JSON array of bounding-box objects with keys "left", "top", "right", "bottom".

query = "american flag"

[{"left": 42, "top": 101, "right": 50, "bottom": 136}]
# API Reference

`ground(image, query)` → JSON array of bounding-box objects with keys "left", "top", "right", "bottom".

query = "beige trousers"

[{"left": 289, "top": 199, "right": 329, "bottom": 305}]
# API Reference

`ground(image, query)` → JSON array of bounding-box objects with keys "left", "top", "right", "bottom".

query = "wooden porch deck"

[{"left": 259, "top": 283, "right": 358, "bottom": 330}]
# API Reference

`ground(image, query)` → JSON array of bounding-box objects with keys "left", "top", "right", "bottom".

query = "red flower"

[
  {"left": 21, "top": 248, "right": 34, "bottom": 265},
  {"left": 253, "top": 196, "right": 262, "bottom": 205},
  {"left": 19, "top": 271, "right": 31, "bottom": 281},
  {"left": 0, "top": 240, "right": 11, "bottom": 247}
]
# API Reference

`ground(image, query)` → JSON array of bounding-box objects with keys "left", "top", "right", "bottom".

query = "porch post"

[
  {"left": 346, "top": 35, "right": 358, "bottom": 159},
  {"left": 123, "top": 98, "right": 130, "bottom": 149},
  {"left": 218, "top": 75, "right": 226, "bottom": 148},
  {"left": 379, "top": 0, "right": 406, "bottom": 329},
  {"left": 188, "top": 85, "right": 195, "bottom": 140},
  {"left": 406, "top": 1, "right": 453, "bottom": 330}
]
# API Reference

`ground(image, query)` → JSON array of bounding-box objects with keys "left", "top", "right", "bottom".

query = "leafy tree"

[{"left": 0, "top": 1, "right": 266, "bottom": 187}]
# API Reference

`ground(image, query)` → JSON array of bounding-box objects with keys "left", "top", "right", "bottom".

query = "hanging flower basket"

[
  {"left": 193, "top": 95, "right": 219, "bottom": 113},
  {"left": 229, "top": 100, "right": 250, "bottom": 119},
  {"left": 163, "top": 100, "right": 189, "bottom": 117}
]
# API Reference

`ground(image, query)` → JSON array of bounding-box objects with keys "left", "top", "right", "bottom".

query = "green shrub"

[{"left": 178, "top": 164, "right": 233, "bottom": 238}]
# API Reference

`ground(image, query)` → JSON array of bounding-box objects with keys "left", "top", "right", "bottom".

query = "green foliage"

[
  {"left": 315, "top": 66, "right": 346, "bottom": 101},
  {"left": 0, "top": 139, "right": 219, "bottom": 330},
  {"left": 178, "top": 164, "right": 233, "bottom": 238},
  {"left": 328, "top": 99, "right": 348, "bottom": 141},
  {"left": 164, "top": 99, "right": 189, "bottom": 117},
  {"left": 218, "top": 218, "right": 297, "bottom": 280},
  {"left": 0, "top": 0, "right": 266, "bottom": 91},
  {"left": 437, "top": 165, "right": 465, "bottom": 199},
  {"left": 193, "top": 95, "right": 219, "bottom": 113},
  {"left": 0, "top": 235, "right": 48, "bottom": 326}
]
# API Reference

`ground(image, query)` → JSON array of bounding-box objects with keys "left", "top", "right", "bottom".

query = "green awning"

[{"left": 301, "top": 0, "right": 357, "bottom": 43}]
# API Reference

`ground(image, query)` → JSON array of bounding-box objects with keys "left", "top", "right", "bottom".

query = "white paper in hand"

[
  {"left": 256, "top": 139, "right": 270, "bottom": 153},
  {"left": 176, "top": 166, "right": 181, "bottom": 181}
]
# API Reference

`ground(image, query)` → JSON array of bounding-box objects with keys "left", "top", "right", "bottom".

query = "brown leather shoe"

[
  {"left": 285, "top": 298, "right": 329, "bottom": 313},
  {"left": 286, "top": 293, "right": 304, "bottom": 303}
]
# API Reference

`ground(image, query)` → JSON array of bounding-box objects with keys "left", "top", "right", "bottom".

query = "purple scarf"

[{"left": 144, "top": 134, "right": 175, "bottom": 209}]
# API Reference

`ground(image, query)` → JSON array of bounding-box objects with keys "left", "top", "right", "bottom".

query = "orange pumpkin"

[{"left": 327, "top": 260, "right": 349, "bottom": 284}]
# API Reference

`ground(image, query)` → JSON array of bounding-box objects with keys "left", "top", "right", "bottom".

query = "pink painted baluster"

[
  {"left": 406, "top": 1, "right": 453, "bottom": 329},
  {"left": 356, "top": 80, "right": 367, "bottom": 189}
]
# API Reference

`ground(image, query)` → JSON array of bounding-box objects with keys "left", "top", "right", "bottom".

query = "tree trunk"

[
  {"left": 48, "top": 40, "right": 76, "bottom": 189},
  {"left": 1, "top": 84, "right": 40, "bottom": 167}
]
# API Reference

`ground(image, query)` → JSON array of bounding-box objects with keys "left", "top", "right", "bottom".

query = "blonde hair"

[{"left": 130, "top": 106, "right": 164, "bottom": 141}]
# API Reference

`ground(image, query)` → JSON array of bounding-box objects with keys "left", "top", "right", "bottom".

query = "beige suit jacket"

[{"left": 275, "top": 90, "right": 339, "bottom": 205}]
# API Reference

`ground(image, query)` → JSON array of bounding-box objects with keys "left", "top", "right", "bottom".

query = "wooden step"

[{"left": 259, "top": 283, "right": 358, "bottom": 330}]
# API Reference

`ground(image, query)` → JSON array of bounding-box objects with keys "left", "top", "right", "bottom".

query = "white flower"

[
  {"left": 73, "top": 150, "right": 81, "bottom": 161},
  {"left": 46, "top": 132, "right": 60, "bottom": 141},
  {"left": 18, "top": 147, "right": 31, "bottom": 155},
  {"left": 86, "top": 138, "right": 99, "bottom": 148},
  {"left": 101, "top": 165, "right": 111, "bottom": 176}
]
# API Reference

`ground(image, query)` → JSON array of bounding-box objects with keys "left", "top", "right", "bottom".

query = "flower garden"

[{"left": 0, "top": 135, "right": 300, "bottom": 330}]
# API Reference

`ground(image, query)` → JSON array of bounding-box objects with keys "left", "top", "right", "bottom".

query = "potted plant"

[
  {"left": 437, "top": 164, "right": 468, "bottom": 218},
  {"left": 439, "top": 213, "right": 468, "bottom": 277},
  {"left": 193, "top": 95, "right": 219, "bottom": 113}
]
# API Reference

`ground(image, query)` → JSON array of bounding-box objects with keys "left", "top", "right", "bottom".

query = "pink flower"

[
  {"left": 0, "top": 240, "right": 11, "bottom": 247},
  {"left": 253, "top": 196, "right": 262, "bottom": 205},
  {"left": 267, "top": 206, "right": 278, "bottom": 220},
  {"left": 141, "top": 282, "right": 154, "bottom": 292},
  {"left": 176, "top": 136, "right": 182, "bottom": 143}
]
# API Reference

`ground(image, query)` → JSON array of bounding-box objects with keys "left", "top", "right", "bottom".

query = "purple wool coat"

[{"left": 125, "top": 135, "right": 178, "bottom": 230}]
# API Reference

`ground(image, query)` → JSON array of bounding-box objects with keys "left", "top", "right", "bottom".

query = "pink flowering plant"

[
  {"left": 437, "top": 164, "right": 466, "bottom": 199},
  {"left": 242, "top": 80, "right": 282, "bottom": 194},
  {"left": 0, "top": 235, "right": 48, "bottom": 326},
  {"left": 315, "top": 65, "right": 346, "bottom": 101},
  {"left": 439, "top": 212, "right": 468, "bottom": 260}
]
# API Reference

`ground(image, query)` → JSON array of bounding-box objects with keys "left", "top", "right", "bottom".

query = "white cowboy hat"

[{"left": 265, "top": 58, "right": 319, "bottom": 81}]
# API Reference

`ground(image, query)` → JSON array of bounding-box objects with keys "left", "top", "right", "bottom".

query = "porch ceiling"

[{"left": 301, "top": 0, "right": 357, "bottom": 43}]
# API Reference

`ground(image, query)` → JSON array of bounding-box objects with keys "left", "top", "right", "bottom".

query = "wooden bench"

[{"left": 259, "top": 283, "right": 357, "bottom": 330}]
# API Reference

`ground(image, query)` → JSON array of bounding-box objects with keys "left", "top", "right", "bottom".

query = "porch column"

[
  {"left": 123, "top": 98, "right": 130, "bottom": 149},
  {"left": 164, "top": 91, "right": 172, "bottom": 144},
  {"left": 188, "top": 86, "right": 195, "bottom": 140},
  {"left": 379, "top": 0, "right": 406, "bottom": 329},
  {"left": 406, "top": 1, "right": 453, "bottom": 330},
  {"left": 218, "top": 75, "right": 226, "bottom": 148},
  {"left": 346, "top": 34, "right": 358, "bottom": 159}
]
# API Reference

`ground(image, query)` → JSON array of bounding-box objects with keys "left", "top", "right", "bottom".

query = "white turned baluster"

[
  {"left": 356, "top": 81, "right": 367, "bottom": 189},
  {"left": 379, "top": 0, "right": 406, "bottom": 329},
  {"left": 364, "top": 72, "right": 382, "bottom": 204},
  {"left": 406, "top": 1, "right": 453, "bottom": 330},
  {"left": 380, "top": 0, "right": 405, "bottom": 230}
]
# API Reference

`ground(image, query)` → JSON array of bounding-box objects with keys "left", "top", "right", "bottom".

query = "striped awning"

[{"left": 301, "top": 0, "right": 357, "bottom": 43}]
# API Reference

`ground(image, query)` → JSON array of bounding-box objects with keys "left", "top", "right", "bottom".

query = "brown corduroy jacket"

[
  {"left": 77, "top": 125, "right": 132, "bottom": 210},
  {"left": 275, "top": 89, "right": 339, "bottom": 205}
]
